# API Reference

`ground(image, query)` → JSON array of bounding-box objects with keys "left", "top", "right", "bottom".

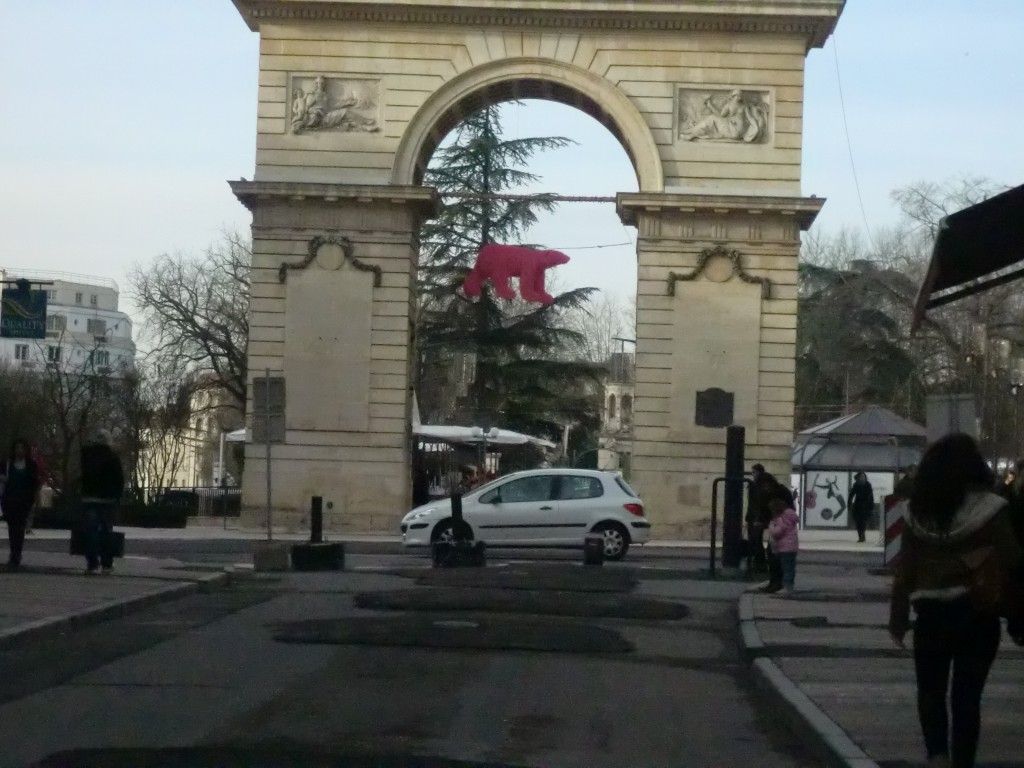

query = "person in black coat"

[
  {"left": 79, "top": 429, "right": 124, "bottom": 574},
  {"left": 1, "top": 438, "right": 41, "bottom": 569},
  {"left": 848, "top": 472, "right": 875, "bottom": 543}
]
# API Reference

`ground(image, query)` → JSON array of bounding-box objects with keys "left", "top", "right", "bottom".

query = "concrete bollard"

[{"left": 310, "top": 495, "right": 323, "bottom": 543}]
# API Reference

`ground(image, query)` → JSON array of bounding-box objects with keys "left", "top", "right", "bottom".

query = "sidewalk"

[
  {"left": 739, "top": 565, "right": 1024, "bottom": 767},
  {"left": 28, "top": 523, "right": 885, "bottom": 553},
  {"left": 0, "top": 550, "right": 232, "bottom": 649}
]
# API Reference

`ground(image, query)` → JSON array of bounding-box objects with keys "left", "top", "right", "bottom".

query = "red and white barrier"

[{"left": 884, "top": 494, "right": 907, "bottom": 568}]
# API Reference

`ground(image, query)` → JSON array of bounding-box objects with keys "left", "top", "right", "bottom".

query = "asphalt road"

[{"left": 0, "top": 540, "right": 854, "bottom": 768}]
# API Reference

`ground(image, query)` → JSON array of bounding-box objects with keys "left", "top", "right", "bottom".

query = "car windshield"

[{"left": 464, "top": 474, "right": 511, "bottom": 498}]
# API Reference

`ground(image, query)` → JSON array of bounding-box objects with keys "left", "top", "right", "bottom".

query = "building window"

[
  {"left": 607, "top": 394, "right": 617, "bottom": 420},
  {"left": 14, "top": 344, "right": 29, "bottom": 361},
  {"left": 45, "top": 289, "right": 56, "bottom": 301},
  {"left": 93, "top": 349, "right": 110, "bottom": 367},
  {"left": 90, "top": 294, "right": 98, "bottom": 306},
  {"left": 47, "top": 346, "right": 62, "bottom": 364},
  {"left": 87, "top": 318, "right": 107, "bottom": 336},
  {"left": 46, "top": 314, "right": 66, "bottom": 333},
  {"left": 75, "top": 292, "right": 83, "bottom": 304},
  {"left": 621, "top": 394, "right": 633, "bottom": 426}
]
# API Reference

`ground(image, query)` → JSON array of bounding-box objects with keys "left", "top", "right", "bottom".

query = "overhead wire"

[{"left": 832, "top": 33, "right": 875, "bottom": 250}]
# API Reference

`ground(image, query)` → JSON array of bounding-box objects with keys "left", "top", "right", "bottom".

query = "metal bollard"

[{"left": 310, "top": 495, "right": 323, "bottom": 543}]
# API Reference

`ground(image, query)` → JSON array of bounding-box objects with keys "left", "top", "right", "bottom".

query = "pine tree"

[{"left": 416, "top": 104, "right": 602, "bottom": 447}]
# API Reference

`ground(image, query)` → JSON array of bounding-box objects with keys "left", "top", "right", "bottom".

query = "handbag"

[{"left": 961, "top": 544, "right": 1008, "bottom": 616}]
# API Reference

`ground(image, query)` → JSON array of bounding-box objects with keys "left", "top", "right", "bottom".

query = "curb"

[
  {"left": 0, "top": 568, "right": 235, "bottom": 651},
  {"left": 738, "top": 590, "right": 881, "bottom": 768}
]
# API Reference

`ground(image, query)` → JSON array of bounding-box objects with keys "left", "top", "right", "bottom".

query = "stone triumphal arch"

[{"left": 229, "top": 0, "right": 843, "bottom": 537}]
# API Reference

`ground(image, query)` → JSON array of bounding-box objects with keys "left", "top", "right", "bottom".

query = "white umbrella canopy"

[
  {"left": 414, "top": 424, "right": 557, "bottom": 449},
  {"left": 224, "top": 424, "right": 557, "bottom": 450}
]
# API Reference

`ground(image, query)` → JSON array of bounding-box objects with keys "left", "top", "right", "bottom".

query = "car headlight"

[{"left": 404, "top": 508, "right": 436, "bottom": 522}]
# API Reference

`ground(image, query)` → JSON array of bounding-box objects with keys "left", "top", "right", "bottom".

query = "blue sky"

[{"left": 2, "top": 1, "right": 1023, "bottom": 314}]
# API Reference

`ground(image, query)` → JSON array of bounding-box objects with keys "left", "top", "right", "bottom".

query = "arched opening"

[
  {"left": 621, "top": 394, "right": 633, "bottom": 427},
  {"left": 407, "top": 62, "right": 651, "bottom": 497},
  {"left": 608, "top": 394, "right": 617, "bottom": 421},
  {"left": 392, "top": 58, "right": 662, "bottom": 191}
]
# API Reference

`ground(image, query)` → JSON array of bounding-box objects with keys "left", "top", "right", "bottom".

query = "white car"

[{"left": 400, "top": 469, "right": 650, "bottom": 560}]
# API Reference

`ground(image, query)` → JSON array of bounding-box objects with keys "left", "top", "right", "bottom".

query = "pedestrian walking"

[
  {"left": 0, "top": 438, "right": 42, "bottom": 570},
  {"left": 848, "top": 471, "right": 875, "bottom": 542},
  {"left": 767, "top": 497, "right": 799, "bottom": 596},
  {"left": 889, "top": 433, "right": 1024, "bottom": 768},
  {"left": 79, "top": 429, "right": 124, "bottom": 575}
]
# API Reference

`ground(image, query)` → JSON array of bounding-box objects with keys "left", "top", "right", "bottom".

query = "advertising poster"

[{"left": 803, "top": 471, "right": 851, "bottom": 527}]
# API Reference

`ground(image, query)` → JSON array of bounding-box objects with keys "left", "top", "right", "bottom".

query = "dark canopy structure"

[
  {"left": 793, "top": 406, "right": 927, "bottom": 472},
  {"left": 912, "top": 183, "right": 1024, "bottom": 332}
]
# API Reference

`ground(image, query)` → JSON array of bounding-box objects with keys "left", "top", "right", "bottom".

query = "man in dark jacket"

[
  {"left": 848, "top": 472, "right": 875, "bottom": 543},
  {"left": 80, "top": 429, "right": 124, "bottom": 574}
]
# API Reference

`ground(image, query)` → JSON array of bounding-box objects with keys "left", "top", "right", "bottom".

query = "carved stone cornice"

[
  {"left": 616, "top": 192, "right": 825, "bottom": 231},
  {"left": 229, "top": 180, "right": 440, "bottom": 216},
  {"left": 667, "top": 245, "right": 771, "bottom": 298},
  {"left": 279, "top": 235, "right": 383, "bottom": 285},
  {"left": 231, "top": 1, "right": 844, "bottom": 49}
]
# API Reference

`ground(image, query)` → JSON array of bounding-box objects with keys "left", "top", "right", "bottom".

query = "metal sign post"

[{"left": 265, "top": 367, "right": 273, "bottom": 541}]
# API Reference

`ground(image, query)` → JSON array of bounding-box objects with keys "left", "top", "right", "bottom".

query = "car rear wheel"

[{"left": 592, "top": 521, "right": 630, "bottom": 561}]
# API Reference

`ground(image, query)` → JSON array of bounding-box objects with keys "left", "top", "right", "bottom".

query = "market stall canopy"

[
  {"left": 793, "top": 406, "right": 926, "bottom": 472},
  {"left": 798, "top": 406, "right": 927, "bottom": 441},
  {"left": 912, "top": 183, "right": 1024, "bottom": 333},
  {"left": 793, "top": 439, "right": 922, "bottom": 472}
]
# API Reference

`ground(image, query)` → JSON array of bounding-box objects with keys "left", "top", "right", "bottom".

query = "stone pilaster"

[
  {"left": 231, "top": 181, "right": 439, "bottom": 532},
  {"left": 617, "top": 192, "right": 822, "bottom": 539}
]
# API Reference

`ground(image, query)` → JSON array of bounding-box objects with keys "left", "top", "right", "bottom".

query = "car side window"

[
  {"left": 494, "top": 476, "right": 555, "bottom": 503},
  {"left": 558, "top": 476, "right": 604, "bottom": 500}
]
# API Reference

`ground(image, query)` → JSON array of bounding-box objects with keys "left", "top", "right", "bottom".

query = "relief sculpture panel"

[
  {"left": 678, "top": 88, "right": 770, "bottom": 144},
  {"left": 290, "top": 76, "right": 381, "bottom": 134}
]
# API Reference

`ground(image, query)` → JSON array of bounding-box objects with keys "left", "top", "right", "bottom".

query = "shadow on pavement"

[
  {"left": 354, "top": 588, "right": 689, "bottom": 620},
  {"left": 30, "top": 749, "right": 529, "bottom": 768},
  {"left": 271, "top": 614, "right": 633, "bottom": 653},
  {"left": 387, "top": 564, "right": 637, "bottom": 593}
]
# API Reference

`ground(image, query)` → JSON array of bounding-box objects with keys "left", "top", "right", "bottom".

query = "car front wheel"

[
  {"left": 592, "top": 521, "right": 630, "bottom": 561},
  {"left": 432, "top": 520, "right": 455, "bottom": 545}
]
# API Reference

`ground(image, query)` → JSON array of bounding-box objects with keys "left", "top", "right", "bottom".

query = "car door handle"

[{"left": 540, "top": 506, "right": 553, "bottom": 511}]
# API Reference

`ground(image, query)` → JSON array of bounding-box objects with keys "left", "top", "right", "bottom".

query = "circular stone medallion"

[
  {"left": 316, "top": 242, "right": 346, "bottom": 271},
  {"left": 703, "top": 254, "right": 735, "bottom": 283}
]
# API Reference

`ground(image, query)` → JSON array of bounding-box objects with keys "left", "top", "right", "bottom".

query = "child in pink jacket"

[{"left": 767, "top": 498, "right": 800, "bottom": 595}]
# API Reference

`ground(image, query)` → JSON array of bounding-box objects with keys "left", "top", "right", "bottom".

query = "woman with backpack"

[{"left": 890, "top": 433, "right": 1024, "bottom": 768}]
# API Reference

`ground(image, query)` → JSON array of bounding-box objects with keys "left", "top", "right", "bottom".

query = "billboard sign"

[{"left": 0, "top": 282, "right": 47, "bottom": 339}]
